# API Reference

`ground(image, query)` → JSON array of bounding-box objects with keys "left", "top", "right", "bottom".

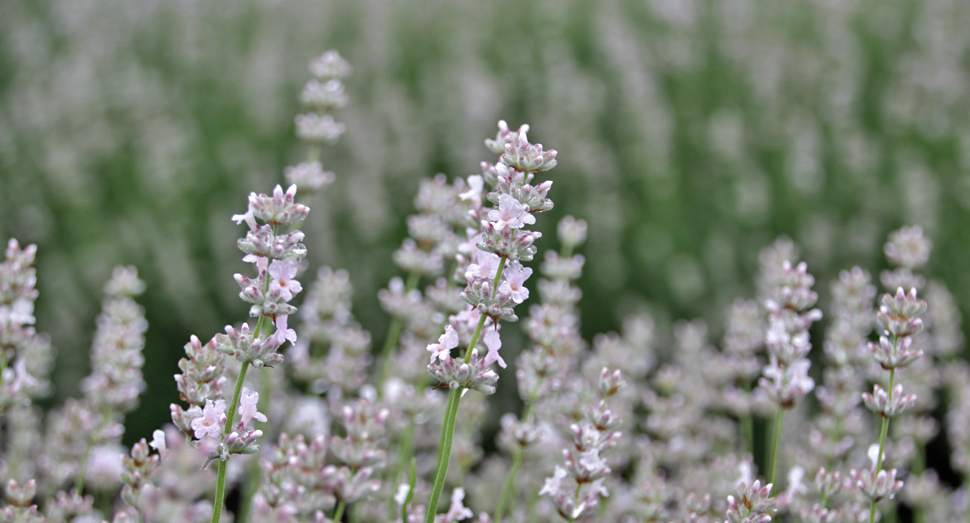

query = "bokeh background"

[{"left": 1, "top": 0, "right": 969, "bottom": 444}]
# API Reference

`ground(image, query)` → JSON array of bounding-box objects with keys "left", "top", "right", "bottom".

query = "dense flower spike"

[
  {"left": 173, "top": 182, "right": 313, "bottom": 522},
  {"left": 540, "top": 368, "right": 624, "bottom": 521},
  {"left": 286, "top": 51, "right": 350, "bottom": 194},
  {"left": 857, "top": 226, "right": 932, "bottom": 523},
  {"left": 0, "top": 239, "right": 53, "bottom": 412},
  {"left": 724, "top": 480, "right": 777, "bottom": 523},
  {"left": 235, "top": 184, "right": 310, "bottom": 229},
  {"left": 81, "top": 267, "right": 148, "bottom": 415},
  {"left": 171, "top": 335, "right": 227, "bottom": 433},
  {"left": 758, "top": 259, "right": 821, "bottom": 409},
  {"left": 428, "top": 121, "right": 557, "bottom": 391}
]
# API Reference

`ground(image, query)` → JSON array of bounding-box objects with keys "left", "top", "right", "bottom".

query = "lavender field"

[{"left": 1, "top": 0, "right": 969, "bottom": 521}]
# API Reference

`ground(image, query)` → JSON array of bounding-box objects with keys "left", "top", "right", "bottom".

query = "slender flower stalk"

[
  {"left": 424, "top": 121, "right": 556, "bottom": 522},
  {"left": 73, "top": 267, "right": 148, "bottom": 497},
  {"left": 860, "top": 287, "right": 927, "bottom": 523},
  {"left": 756, "top": 255, "right": 822, "bottom": 487},
  {"left": 767, "top": 410, "right": 785, "bottom": 486},
  {"left": 494, "top": 401, "right": 534, "bottom": 522},
  {"left": 211, "top": 362, "right": 250, "bottom": 523},
  {"left": 377, "top": 272, "right": 421, "bottom": 392},
  {"left": 159, "top": 184, "right": 310, "bottom": 523},
  {"left": 494, "top": 217, "right": 587, "bottom": 522}
]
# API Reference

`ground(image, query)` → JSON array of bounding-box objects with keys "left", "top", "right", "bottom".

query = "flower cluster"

[
  {"left": 81, "top": 266, "right": 148, "bottom": 416},
  {"left": 289, "top": 266, "right": 374, "bottom": 394},
  {"left": 540, "top": 368, "right": 624, "bottom": 520},
  {"left": 426, "top": 121, "right": 557, "bottom": 394},
  {"left": 226, "top": 184, "right": 309, "bottom": 365},
  {"left": 757, "top": 259, "right": 822, "bottom": 409},
  {"left": 326, "top": 398, "right": 389, "bottom": 504},
  {"left": 0, "top": 239, "right": 52, "bottom": 412},
  {"left": 725, "top": 479, "right": 777, "bottom": 523},
  {"left": 170, "top": 335, "right": 228, "bottom": 435},
  {"left": 287, "top": 50, "right": 352, "bottom": 193},
  {"left": 254, "top": 433, "right": 334, "bottom": 522}
]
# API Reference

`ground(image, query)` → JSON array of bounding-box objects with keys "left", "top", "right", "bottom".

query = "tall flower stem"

[
  {"left": 869, "top": 368, "right": 897, "bottom": 523},
  {"left": 965, "top": 471, "right": 970, "bottom": 523},
  {"left": 73, "top": 411, "right": 112, "bottom": 496},
  {"left": 0, "top": 349, "right": 7, "bottom": 390},
  {"left": 767, "top": 409, "right": 785, "bottom": 486},
  {"left": 739, "top": 380, "right": 754, "bottom": 455},
  {"left": 333, "top": 500, "right": 346, "bottom": 522},
  {"left": 388, "top": 373, "right": 433, "bottom": 519},
  {"left": 211, "top": 357, "right": 253, "bottom": 523},
  {"left": 426, "top": 386, "right": 462, "bottom": 522},
  {"left": 494, "top": 402, "right": 536, "bottom": 522},
  {"left": 425, "top": 311, "right": 489, "bottom": 523},
  {"left": 236, "top": 365, "right": 273, "bottom": 523},
  {"left": 377, "top": 272, "right": 421, "bottom": 394}
]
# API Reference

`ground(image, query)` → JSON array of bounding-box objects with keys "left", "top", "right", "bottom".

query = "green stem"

[
  {"left": 965, "top": 474, "right": 970, "bottom": 523},
  {"left": 825, "top": 416, "right": 843, "bottom": 472},
  {"left": 492, "top": 258, "right": 507, "bottom": 297},
  {"left": 388, "top": 420, "right": 416, "bottom": 518},
  {"left": 494, "top": 400, "right": 537, "bottom": 522},
  {"left": 495, "top": 450, "right": 523, "bottom": 522},
  {"left": 464, "top": 313, "right": 488, "bottom": 365},
  {"left": 426, "top": 387, "right": 462, "bottom": 523},
  {"left": 425, "top": 257, "right": 505, "bottom": 523},
  {"left": 869, "top": 368, "right": 896, "bottom": 523},
  {"left": 333, "top": 500, "right": 346, "bottom": 522},
  {"left": 739, "top": 414, "right": 753, "bottom": 457},
  {"left": 767, "top": 408, "right": 785, "bottom": 487},
  {"left": 388, "top": 372, "right": 433, "bottom": 519},
  {"left": 236, "top": 367, "right": 272, "bottom": 523},
  {"left": 0, "top": 348, "right": 7, "bottom": 389},
  {"left": 211, "top": 361, "right": 252, "bottom": 523},
  {"left": 737, "top": 380, "right": 753, "bottom": 456},
  {"left": 95, "top": 492, "right": 111, "bottom": 516},
  {"left": 74, "top": 411, "right": 112, "bottom": 497},
  {"left": 402, "top": 458, "right": 416, "bottom": 523},
  {"left": 911, "top": 444, "right": 927, "bottom": 523},
  {"left": 308, "top": 145, "right": 322, "bottom": 164},
  {"left": 377, "top": 272, "right": 421, "bottom": 394}
]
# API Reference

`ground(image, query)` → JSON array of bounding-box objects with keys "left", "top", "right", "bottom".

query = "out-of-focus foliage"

[{"left": 1, "top": 0, "right": 969, "bottom": 438}]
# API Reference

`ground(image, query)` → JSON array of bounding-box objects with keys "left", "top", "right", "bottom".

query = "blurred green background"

[{"left": 1, "top": 0, "right": 969, "bottom": 442}]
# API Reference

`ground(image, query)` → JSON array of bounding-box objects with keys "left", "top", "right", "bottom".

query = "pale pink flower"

[
  {"left": 579, "top": 448, "right": 609, "bottom": 475},
  {"left": 9, "top": 358, "right": 38, "bottom": 393},
  {"left": 242, "top": 254, "right": 268, "bottom": 271},
  {"left": 457, "top": 229, "right": 483, "bottom": 257},
  {"left": 149, "top": 429, "right": 167, "bottom": 455},
  {"left": 459, "top": 175, "right": 484, "bottom": 206},
  {"left": 488, "top": 194, "right": 535, "bottom": 230},
  {"left": 499, "top": 261, "right": 532, "bottom": 304},
  {"left": 429, "top": 325, "right": 459, "bottom": 364},
  {"left": 86, "top": 445, "right": 125, "bottom": 492},
  {"left": 232, "top": 209, "right": 257, "bottom": 232},
  {"left": 483, "top": 329, "right": 506, "bottom": 369},
  {"left": 394, "top": 484, "right": 411, "bottom": 506},
  {"left": 540, "top": 466, "right": 568, "bottom": 496},
  {"left": 465, "top": 250, "right": 501, "bottom": 282},
  {"left": 191, "top": 399, "right": 227, "bottom": 440},
  {"left": 271, "top": 314, "right": 298, "bottom": 347},
  {"left": 238, "top": 387, "right": 267, "bottom": 426},
  {"left": 268, "top": 259, "right": 303, "bottom": 301},
  {"left": 444, "top": 488, "right": 473, "bottom": 522}
]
